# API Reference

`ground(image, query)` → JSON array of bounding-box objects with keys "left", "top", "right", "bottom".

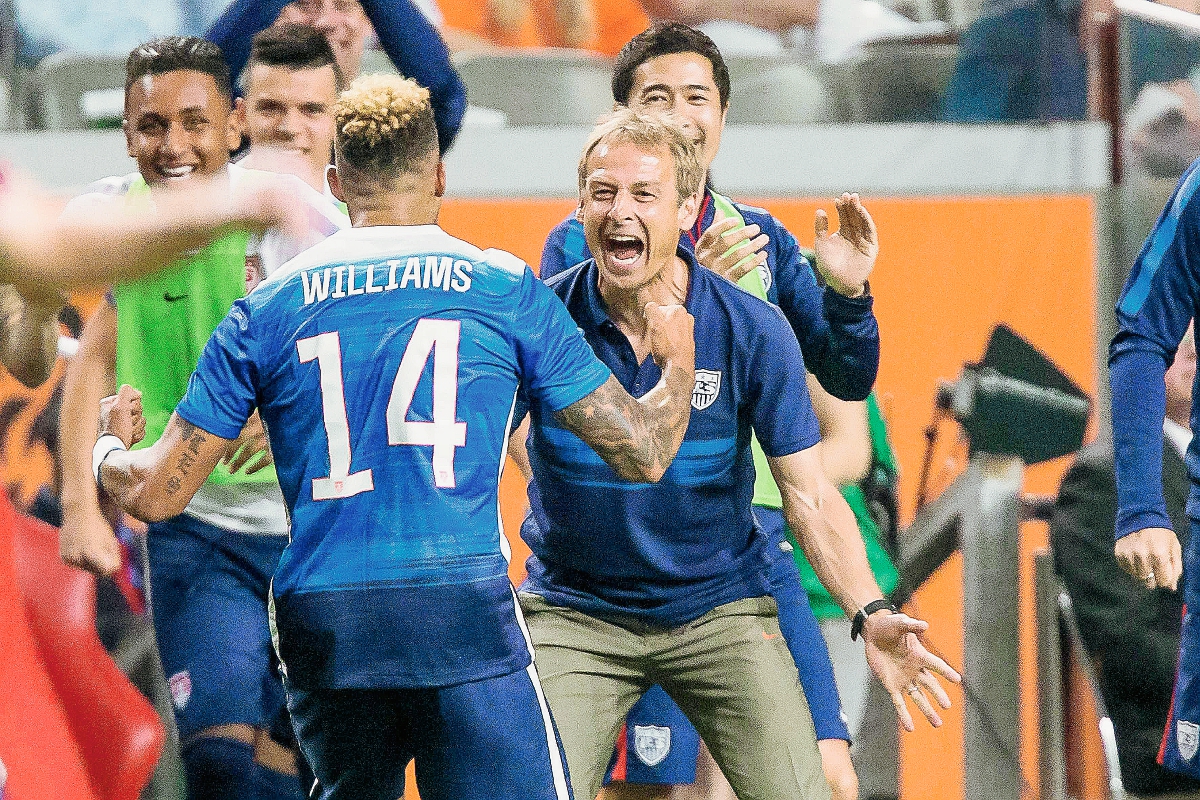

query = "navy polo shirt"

[{"left": 519, "top": 248, "right": 822, "bottom": 627}]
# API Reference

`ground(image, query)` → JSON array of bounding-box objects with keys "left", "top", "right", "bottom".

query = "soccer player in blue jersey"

[
  {"left": 91, "top": 74, "right": 699, "bottom": 800},
  {"left": 538, "top": 22, "right": 882, "bottom": 798},
  {"left": 1111, "top": 157, "right": 1200, "bottom": 779},
  {"left": 515, "top": 107, "right": 958, "bottom": 800}
]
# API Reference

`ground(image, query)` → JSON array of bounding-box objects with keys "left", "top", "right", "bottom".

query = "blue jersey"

[
  {"left": 541, "top": 189, "right": 880, "bottom": 401},
  {"left": 519, "top": 249, "right": 822, "bottom": 627},
  {"left": 1112, "top": 157, "right": 1200, "bottom": 538},
  {"left": 176, "top": 225, "right": 611, "bottom": 691}
]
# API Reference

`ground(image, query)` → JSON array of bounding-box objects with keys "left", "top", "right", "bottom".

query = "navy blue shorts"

[
  {"left": 604, "top": 508, "right": 850, "bottom": 787},
  {"left": 286, "top": 664, "right": 572, "bottom": 800},
  {"left": 147, "top": 513, "right": 287, "bottom": 741}
]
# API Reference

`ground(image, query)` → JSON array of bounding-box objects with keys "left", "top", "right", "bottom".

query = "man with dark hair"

[
  {"left": 207, "top": 0, "right": 467, "bottom": 154},
  {"left": 540, "top": 21, "right": 884, "bottom": 799},
  {"left": 58, "top": 35, "right": 347, "bottom": 800},
  {"left": 236, "top": 24, "right": 343, "bottom": 194},
  {"left": 92, "top": 74, "right": 698, "bottom": 800}
]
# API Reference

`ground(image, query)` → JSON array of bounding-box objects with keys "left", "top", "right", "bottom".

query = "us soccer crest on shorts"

[
  {"left": 168, "top": 670, "right": 192, "bottom": 710},
  {"left": 633, "top": 725, "right": 672, "bottom": 767},
  {"left": 1162, "top": 605, "right": 1200, "bottom": 777},
  {"left": 692, "top": 370, "right": 721, "bottom": 411}
]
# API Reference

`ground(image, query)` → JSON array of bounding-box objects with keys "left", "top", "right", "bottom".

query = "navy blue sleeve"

[
  {"left": 746, "top": 301, "right": 822, "bottom": 458},
  {"left": 513, "top": 269, "right": 611, "bottom": 412},
  {"left": 206, "top": 0, "right": 466, "bottom": 153},
  {"left": 768, "top": 218, "right": 879, "bottom": 401},
  {"left": 206, "top": 0, "right": 288, "bottom": 92},
  {"left": 358, "top": 0, "right": 465, "bottom": 154},
  {"left": 176, "top": 299, "right": 259, "bottom": 440},
  {"left": 1111, "top": 160, "right": 1200, "bottom": 539},
  {"left": 539, "top": 215, "right": 591, "bottom": 282}
]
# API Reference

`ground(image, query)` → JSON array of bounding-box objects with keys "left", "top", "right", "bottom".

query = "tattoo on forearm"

[{"left": 555, "top": 372, "right": 691, "bottom": 482}]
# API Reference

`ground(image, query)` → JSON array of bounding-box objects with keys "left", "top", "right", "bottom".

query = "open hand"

[
  {"left": 1116, "top": 527, "right": 1182, "bottom": 591},
  {"left": 99, "top": 384, "right": 146, "bottom": 449},
  {"left": 862, "top": 610, "right": 961, "bottom": 731},
  {"left": 814, "top": 193, "right": 878, "bottom": 297},
  {"left": 695, "top": 216, "right": 769, "bottom": 285}
]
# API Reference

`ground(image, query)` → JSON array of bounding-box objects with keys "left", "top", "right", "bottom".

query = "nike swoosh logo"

[
  {"left": 163, "top": 292, "right": 188, "bottom": 302},
  {"left": 762, "top": 632, "right": 781, "bottom": 640}
]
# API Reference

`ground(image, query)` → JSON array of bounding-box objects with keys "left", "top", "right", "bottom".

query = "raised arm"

[
  {"left": 359, "top": 0, "right": 467, "bottom": 153},
  {"left": 769, "top": 446, "right": 960, "bottom": 731},
  {"left": 95, "top": 387, "right": 233, "bottom": 524},
  {"left": 554, "top": 302, "right": 694, "bottom": 484}
]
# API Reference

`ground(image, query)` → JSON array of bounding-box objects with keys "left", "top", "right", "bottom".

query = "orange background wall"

[{"left": 0, "top": 195, "right": 1099, "bottom": 800}]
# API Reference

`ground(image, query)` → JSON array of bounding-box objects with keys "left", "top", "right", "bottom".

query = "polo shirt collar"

[{"left": 575, "top": 245, "right": 700, "bottom": 334}]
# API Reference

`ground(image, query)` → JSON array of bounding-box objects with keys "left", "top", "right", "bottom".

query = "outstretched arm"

[
  {"left": 95, "top": 387, "right": 233, "bottom": 524},
  {"left": 770, "top": 446, "right": 960, "bottom": 731},
  {"left": 0, "top": 174, "right": 298, "bottom": 294},
  {"left": 553, "top": 302, "right": 694, "bottom": 483}
]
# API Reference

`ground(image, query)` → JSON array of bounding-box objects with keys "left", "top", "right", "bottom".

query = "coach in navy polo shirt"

[{"left": 515, "top": 108, "right": 959, "bottom": 800}]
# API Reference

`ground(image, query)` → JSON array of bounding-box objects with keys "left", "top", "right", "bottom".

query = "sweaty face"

[
  {"left": 580, "top": 141, "right": 692, "bottom": 293},
  {"left": 627, "top": 52, "right": 726, "bottom": 171},
  {"left": 277, "top": 0, "right": 370, "bottom": 78},
  {"left": 124, "top": 70, "right": 238, "bottom": 186},
  {"left": 243, "top": 63, "right": 338, "bottom": 179}
]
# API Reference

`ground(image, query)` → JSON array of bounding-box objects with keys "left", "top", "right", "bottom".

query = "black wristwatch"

[{"left": 851, "top": 599, "right": 897, "bottom": 641}]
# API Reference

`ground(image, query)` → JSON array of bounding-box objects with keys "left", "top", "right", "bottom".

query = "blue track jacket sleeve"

[
  {"left": 768, "top": 220, "right": 880, "bottom": 401},
  {"left": 207, "top": 0, "right": 466, "bottom": 153},
  {"left": 1110, "top": 159, "right": 1200, "bottom": 539}
]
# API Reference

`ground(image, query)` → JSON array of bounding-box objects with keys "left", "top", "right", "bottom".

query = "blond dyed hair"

[
  {"left": 577, "top": 108, "right": 703, "bottom": 204},
  {"left": 333, "top": 74, "right": 437, "bottom": 176}
]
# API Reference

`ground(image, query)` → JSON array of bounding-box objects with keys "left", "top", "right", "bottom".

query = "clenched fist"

[
  {"left": 644, "top": 301, "right": 695, "bottom": 369},
  {"left": 99, "top": 384, "right": 147, "bottom": 449}
]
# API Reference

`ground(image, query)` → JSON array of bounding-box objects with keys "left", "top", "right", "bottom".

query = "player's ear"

[
  {"left": 224, "top": 99, "right": 243, "bottom": 152},
  {"left": 434, "top": 161, "right": 446, "bottom": 198},
  {"left": 327, "top": 165, "right": 346, "bottom": 203},
  {"left": 677, "top": 190, "right": 700, "bottom": 232},
  {"left": 232, "top": 96, "right": 247, "bottom": 137},
  {"left": 574, "top": 201, "right": 584, "bottom": 223}
]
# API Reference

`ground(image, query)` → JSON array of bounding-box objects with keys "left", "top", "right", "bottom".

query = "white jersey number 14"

[{"left": 298, "top": 319, "right": 467, "bottom": 500}]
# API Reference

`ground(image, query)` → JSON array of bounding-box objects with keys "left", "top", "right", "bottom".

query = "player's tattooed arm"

[
  {"left": 96, "top": 386, "right": 234, "bottom": 523},
  {"left": 554, "top": 303, "right": 695, "bottom": 483}
]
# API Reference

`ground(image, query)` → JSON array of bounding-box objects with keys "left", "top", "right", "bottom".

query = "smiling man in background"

[{"left": 57, "top": 36, "right": 345, "bottom": 800}]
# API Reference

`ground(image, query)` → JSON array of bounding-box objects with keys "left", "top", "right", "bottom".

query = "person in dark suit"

[{"left": 1052, "top": 325, "right": 1200, "bottom": 799}]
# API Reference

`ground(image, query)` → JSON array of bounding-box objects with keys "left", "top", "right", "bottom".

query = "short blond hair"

[
  {"left": 333, "top": 74, "right": 436, "bottom": 176},
  {"left": 577, "top": 108, "right": 703, "bottom": 204}
]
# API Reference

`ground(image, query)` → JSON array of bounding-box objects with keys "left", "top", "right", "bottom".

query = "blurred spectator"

[
  {"left": 13, "top": 0, "right": 184, "bottom": 64},
  {"left": 637, "top": 0, "right": 948, "bottom": 62},
  {"left": 207, "top": 0, "right": 466, "bottom": 153},
  {"left": 941, "top": 0, "right": 1087, "bottom": 121},
  {"left": 1051, "top": 326, "right": 1200, "bottom": 798},
  {"left": 434, "top": 0, "right": 647, "bottom": 55}
]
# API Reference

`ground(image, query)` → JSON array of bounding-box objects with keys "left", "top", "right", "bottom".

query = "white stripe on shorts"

[{"left": 526, "top": 662, "right": 572, "bottom": 800}]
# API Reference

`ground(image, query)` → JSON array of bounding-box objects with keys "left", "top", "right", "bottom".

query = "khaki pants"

[{"left": 518, "top": 593, "right": 830, "bottom": 800}]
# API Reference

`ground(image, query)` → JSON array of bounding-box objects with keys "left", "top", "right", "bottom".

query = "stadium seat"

[
  {"left": 828, "top": 41, "right": 959, "bottom": 122},
  {"left": 725, "top": 59, "right": 834, "bottom": 125},
  {"left": 32, "top": 52, "right": 126, "bottom": 129},
  {"left": 10, "top": 498, "right": 165, "bottom": 800},
  {"left": 451, "top": 49, "right": 614, "bottom": 126}
]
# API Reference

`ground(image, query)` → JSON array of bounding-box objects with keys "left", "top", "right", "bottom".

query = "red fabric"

[
  {"left": 611, "top": 723, "right": 629, "bottom": 781},
  {"left": 0, "top": 491, "right": 97, "bottom": 800},
  {"left": 9, "top": 495, "right": 164, "bottom": 800}
]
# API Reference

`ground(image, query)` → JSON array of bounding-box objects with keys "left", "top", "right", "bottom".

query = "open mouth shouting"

[{"left": 602, "top": 227, "right": 648, "bottom": 275}]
